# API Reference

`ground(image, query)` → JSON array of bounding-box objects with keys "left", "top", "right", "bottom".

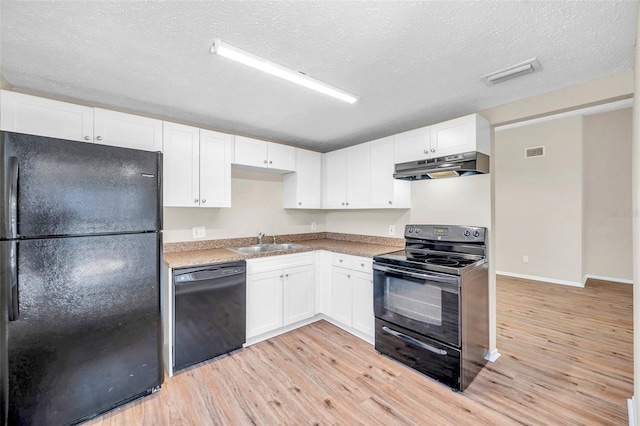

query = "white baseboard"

[
  {"left": 628, "top": 396, "right": 636, "bottom": 426},
  {"left": 485, "top": 349, "right": 501, "bottom": 363},
  {"left": 496, "top": 271, "right": 583, "bottom": 287},
  {"left": 583, "top": 274, "right": 633, "bottom": 285}
]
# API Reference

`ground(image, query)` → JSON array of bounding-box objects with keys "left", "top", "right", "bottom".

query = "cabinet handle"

[
  {"left": 360, "top": 263, "right": 364, "bottom": 267},
  {"left": 431, "top": 148, "right": 436, "bottom": 153},
  {"left": 202, "top": 199, "right": 206, "bottom": 204},
  {"left": 347, "top": 275, "right": 351, "bottom": 278},
  {"left": 280, "top": 275, "right": 284, "bottom": 279},
  {"left": 388, "top": 200, "right": 393, "bottom": 205},
  {"left": 96, "top": 136, "right": 103, "bottom": 141},
  {"left": 423, "top": 149, "right": 428, "bottom": 154},
  {"left": 346, "top": 202, "right": 349, "bottom": 206},
  {"left": 194, "top": 198, "right": 199, "bottom": 203},
  {"left": 339, "top": 259, "right": 343, "bottom": 263},
  {"left": 298, "top": 202, "right": 302, "bottom": 206},
  {"left": 264, "top": 160, "right": 268, "bottom": 164},
  {"left": 269, "top": 160, "right": 272, "bottom": 164},
  {"left": 285, "top": 274, "right": 289, "bottom": 278},
  {"left": 341, "top": 202, "right": 345, "bottom": 206},
  {"left": 84, "top": 136, "right": 91, "bottom": 141}
]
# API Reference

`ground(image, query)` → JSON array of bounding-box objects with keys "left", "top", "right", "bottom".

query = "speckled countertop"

[{"left": 163, "top": 233, "right": 403, "bottom": 269}]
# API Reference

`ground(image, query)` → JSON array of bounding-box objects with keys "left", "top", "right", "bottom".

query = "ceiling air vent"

[
  {"left": 480, "top": 58, "right": 541, "bottom": 86},
  {"left": 525, "top": 146, "right": 545, "bottom": 158}
]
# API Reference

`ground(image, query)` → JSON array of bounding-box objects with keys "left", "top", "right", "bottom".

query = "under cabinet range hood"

[{"left": 394, "top": 151, "right": 489, "bottom": 180}]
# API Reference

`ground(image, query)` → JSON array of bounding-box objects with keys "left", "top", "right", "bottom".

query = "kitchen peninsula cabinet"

[
  {"left": 234, "top": 135, "right": 295, "bottom": 172},
  {"left": 0, "top": 90, "right": 162, "bottom": 151},
  {"left": 283, "top": 148, "right": 322, "bottom": 209},
  {"left": 163, "top": 122, "right": 232, "bottom": 207}
]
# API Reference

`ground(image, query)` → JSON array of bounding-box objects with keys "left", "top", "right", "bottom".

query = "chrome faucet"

[
  {"left": 257, "top": 232, "right": 265, "bottom": 245},
  {"left": 272, "top": 235, "right": 277, "bottom": 244}
]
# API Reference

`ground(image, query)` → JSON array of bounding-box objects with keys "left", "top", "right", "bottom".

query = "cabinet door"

[
  {"left": 267, "top": 142, "right": 295, "bottom": 172},
  {"left": 330, "top": 267, "right": 352, "bottom": 326},
  {"left": 283, "top": 265, "right": 315, "bottom": 325},
  {"left": 163, "top": 122, "right": 200, "bottom": 207},
  {"left": 246, "top": 270, "right": 284, "bottom": 338},
  {"left": 234, "top": 135, "right": 268, "bottom": 168},
  {"left": 0, "top": 90, "right": 93, "bottom": 142},
  {"left": 346, "top": 143, "right": 371, "bottom": 209},
  {"left": 394, "top": 126, "right": 430, "bottom": 163},
  {"left": 371, "top": 136, "right": 411, "bottom": 209},
  {"left": 285, "top": 148, "right": 322, "bottom": 209},
  {"left": 199, "top": 129, "right": 232, "bottom": 207},
  {"left": 323, "top": 149, "right": 347, "bottom": 208},
  {"left": 430, "top": 115, "right": 475, "bottom": 158},
  {"left": 352, "top": 271, "right": 374, "bottom": 337},
  {"left": 93, "top": 108, "right": 162, "bottom": 151}
]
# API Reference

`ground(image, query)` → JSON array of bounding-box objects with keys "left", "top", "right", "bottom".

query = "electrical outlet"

[
  {"left": 192, "top": 226, "right": 206, "bottom": 239},
  {"left": 311, "top": 221, "right": 317, "bottom": 231},
  {"left": 522, "top": 255, "right": 529, "bottom": 263},
  {"left": 388, "top": 225, "right": 395, "bottom": 236}
]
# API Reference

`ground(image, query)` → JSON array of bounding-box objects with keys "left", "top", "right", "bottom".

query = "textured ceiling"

[{"left": 0, "top": 1, "right": 637, "bottom": 152}]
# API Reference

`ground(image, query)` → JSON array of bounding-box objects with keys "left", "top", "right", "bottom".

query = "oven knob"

[
  {"left": 473, "top": 230, "right": 480, "bottom": 237},
  {"left": 464, "top": 230, "right": 471, "bottom": 237},
  {"left": 415, "top": 228, "right": 420, "bottom": 234},
  {"left": 408, "top": 227, "right": 414, "bottom": 234}
]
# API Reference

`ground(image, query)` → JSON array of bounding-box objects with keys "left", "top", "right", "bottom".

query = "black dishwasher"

[{"left": 173, "top": 260, "right": 246, "bottom": 371}]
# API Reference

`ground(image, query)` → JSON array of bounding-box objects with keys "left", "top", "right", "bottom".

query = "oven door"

[{"left": 373, "top": 262, "right": 460, "bottom": 347}]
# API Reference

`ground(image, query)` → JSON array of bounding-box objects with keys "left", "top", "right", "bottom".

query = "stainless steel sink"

[{"left": 226, "top": 243, "right": 308, "bottom": 255}]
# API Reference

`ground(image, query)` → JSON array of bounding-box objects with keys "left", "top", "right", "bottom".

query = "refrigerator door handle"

[
  {"left": 7, "top": 241, "right": 18, "bottom": 322},
  {"left": 7, "top": 157, "right": 18, "bottom": 239}
]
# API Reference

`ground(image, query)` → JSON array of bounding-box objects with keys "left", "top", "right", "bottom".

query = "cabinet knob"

[
  {"left": 360, "top": 263, "right": 364, "bottom": 267},
  {"left": 339, "top": 259, "right": 343, "bottom": 263},
  {"left": 431, "top": 148, "right": 436, "bottom": 153},
  {"left": 84, "top": 136, "right": 91, "bottom": 141},
  {"left": 96, "top": 136, "right": 102, "bottom": 141},
  {"left": 285, "top": 274, "right": 289, "bottom": 278},
  {"left": 298, "top": 202, "right": 302, "bottom": 206},
  {"left": 202, "top": 199, "right": 206, "bottom": 204},
  {"left": 341, "top": 202, "right": 345, "bottom": 206},
  {"left": 194, "top": 198, "right": 199, "bottom": 203},
  {"left": 346, "top": 202, "right": 349, "bottom": 206},
  {"left": 347, "top": 275, "right": 351, "bottom": 279},
  {"left": 269, "top": 160, "right": 272, "bottom": 164},
  {"left": 264, "top": 160, "right": 268, "bottom": 164},
  {"left": 388, "top": 200, "right": 392, "bottom": 205},
  {"left": 280, "top": 275, "right": 284, "bottom": 279},
  {"left": 423, "top": 149, "right": 428, "bottom": 154}
]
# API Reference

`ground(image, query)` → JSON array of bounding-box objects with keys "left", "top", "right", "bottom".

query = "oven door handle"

[
  {"left": 382, "top": 326, "right": 447, "bottom": 356},
  {"left": 373, "top": 263, "right": 459, "bottom": 285}
]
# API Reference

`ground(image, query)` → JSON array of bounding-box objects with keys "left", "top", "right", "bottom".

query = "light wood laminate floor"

[{"left": 86, "top": 276, "right": 633, "bottom": 425}]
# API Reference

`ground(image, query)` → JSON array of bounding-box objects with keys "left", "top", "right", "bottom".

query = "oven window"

[{"left": 384, "top": 277, "right": 442, "bottom": 325}]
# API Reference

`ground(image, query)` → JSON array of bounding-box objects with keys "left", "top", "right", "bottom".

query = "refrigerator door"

[
  {"left": 8, "top": 233, "right": 162, "bottom": 425},
  {"left": 0, "top": 132, "right": 161, "bottom": 239},
  {"left": 0, "top": 241, "right": 9, "bottom": 426}
]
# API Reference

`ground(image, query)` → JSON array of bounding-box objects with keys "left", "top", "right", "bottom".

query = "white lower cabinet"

[
  {"left": 246, "top": 254, "right": 315, "bottom": 339},
  {"left": 329, "top": 254, "right": 374, "bottom": 338}
]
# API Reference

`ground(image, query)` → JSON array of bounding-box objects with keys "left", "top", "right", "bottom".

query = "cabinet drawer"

[
  {"left": 332, "top": 253, "right": 352, "bottom": 269},
  {"left": 352, "top": 257, "right": 373, "bottom": 273}
]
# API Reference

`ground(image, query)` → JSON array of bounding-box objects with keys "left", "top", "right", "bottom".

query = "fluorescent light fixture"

[
  {"left": 211, "top": 39, "right": 359, "bottom": 104},
  {"left": 480, "top": 58, "right": 541, "bottom": 86}
]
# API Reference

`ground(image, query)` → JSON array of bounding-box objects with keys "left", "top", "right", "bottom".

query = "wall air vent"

[
  {"left": 525, "top": 146, "right": 545, "bottom": 158},
  {"left": 480, "top": 58, "right": 541, "bottom": 86}
]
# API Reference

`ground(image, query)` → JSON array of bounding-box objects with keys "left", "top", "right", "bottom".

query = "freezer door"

[
  {"left": 8, "top": 233, "right": 163, "bottom": 425},
  {"left": 1, "top": 132, "right": 161, "bottom": 238}
]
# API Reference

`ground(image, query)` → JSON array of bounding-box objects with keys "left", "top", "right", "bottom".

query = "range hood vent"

[{"left": 394, "top": 151, "right": 489, "bottom": 181}]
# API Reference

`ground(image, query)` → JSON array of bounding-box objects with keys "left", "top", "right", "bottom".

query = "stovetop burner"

[{"left": 424, "top": 257, "right": 460, "bottom": 266}]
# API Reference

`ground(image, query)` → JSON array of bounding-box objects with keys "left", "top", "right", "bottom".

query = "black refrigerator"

[{"left": 0, "top": 132, "right": 163, "bottom": 425}]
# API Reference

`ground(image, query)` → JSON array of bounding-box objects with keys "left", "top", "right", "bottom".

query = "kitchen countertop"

[{"left": 163, "top": 238, "right": 402, "bottom": 269}]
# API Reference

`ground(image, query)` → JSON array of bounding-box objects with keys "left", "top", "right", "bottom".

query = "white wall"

[
  {"left": 495, "top": 115, "right": 584, "bottom": 284},
  {"left": 583, "top": 108, "right": 633, "bottom": 281},
  {"left": 324, "top": 209, "right": 409, "bottom": 237},
  {"left": 163, "top": 169, "right": 325, "bottom": 242}
]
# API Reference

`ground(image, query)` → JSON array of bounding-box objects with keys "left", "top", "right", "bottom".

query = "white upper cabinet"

[
  {"left": 0, "top": 90, "right": 93, "bottom": 142},
  {"left": 394, "top": 126, "right": 431, "bottom": 164},
  {"left": 323, "top": 143, "right": 371, "bottom": 209},
  {"left": 283, "top": 148, "right": 322, "bottom": 209},
  {"left": 370, "top": 136, "right": 411, "bottom": 208},
  {"left": 430, "top": 113, "right": 490, "bottom": 157},
  {"left": 234, "top": 135, "right": 295, "bottom": 172},
  {"left": 93, "top": 108, "right": 162, "bottom": 151},
  {"left": 0, "top": 91, "right": 162, "bottom": 151},
  {"left": 163, "top": 122, "right": 232, "bottom": 208},
  {"left": 199, "top": 129, "right": 233, "bottom": 208},
  {"left": 394, "top": 113, "right": 490, "bottom": 163}
]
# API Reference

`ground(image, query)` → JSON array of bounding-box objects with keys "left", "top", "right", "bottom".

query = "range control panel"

[{"left": 405, "top": 224, "right": 485, "bottom": 243}]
